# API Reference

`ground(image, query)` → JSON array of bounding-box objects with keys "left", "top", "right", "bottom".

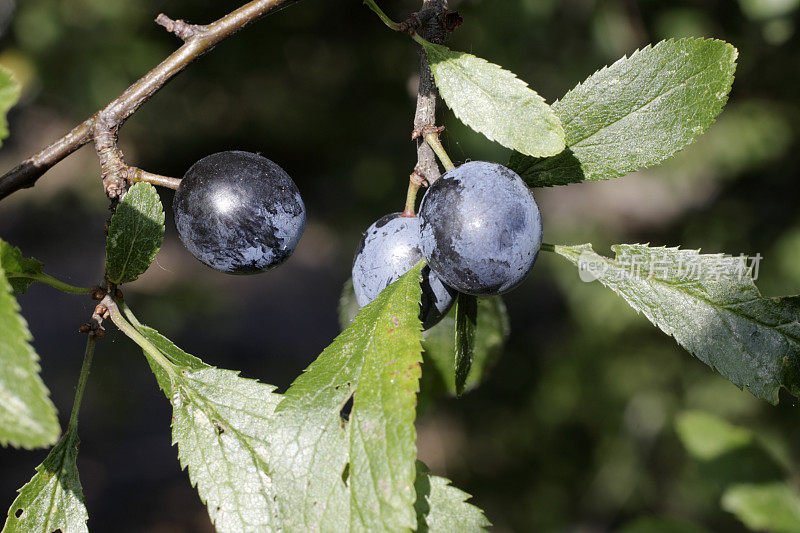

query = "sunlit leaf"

[
  {"left": 420, "top": 40, "right": 565, "bottom": 157},
  {"left": 723, "top": 483, "right": 800, "bottom": 533},
  {"left": 2, "top": 430, "right": 88, "bottom": 533},
  {"left": 510, "top": 39, "right": 737, "bottom": 186},
  {"left": 554, "top": 243, "right": 800, "bottom": 403},
  {"left": 270, "top": 264, "right": 425, "bottom": 530},
  {"left": 0, "top": 267, "right": 59, "bottom": 449}
]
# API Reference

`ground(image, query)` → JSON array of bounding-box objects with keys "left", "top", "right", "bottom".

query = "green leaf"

[
  {"left": 270, "top": 263, "right": 425, "bottom": 531},
  {"left": 0, "top": 239, "right": 43, "bottom": 295},
  {"left": 674, "top": 410, "right": 753, "bottom": 461},
  {"left": 419, "top": 39, "right": 565, "bottom": 157},
  {"left": 510, "top": 38, "right": 737, "bottom": 187},
  {"left": 132, "top": 319, "right": 282, "bottom": 532},
  {"left": 2, "top": 430, "right": 88, "bottom": 533},
  {"left": 738, "top": 0, "right": 800, "bottom": 20},
  {"left": 338, "top": 277, "right": 360, "bottom": 330},
  {"left": 414, "top": 462, "right": 490, "bottom": 532},
  {"left": 105, "top": 182, "right": 165, "bottom": 284},
  {"left": 454, "top": 293, "right": 478, "bottom": 396},
  {"left": 722, "top": 483, "right": 800, "bottom": 533},
  {"left": 0, "top": 66, "right": 20, "bottom": 147},
  {"left": 171, "top": 368, "right": 281, "bottom": 532},
  {"left": 554, "top": 244, "right": 800, "bottom": 403},
  {"left": 617, "top": 516, "right": 709, "bottom": 533},
  {"left": 423, "top": 297, "right": 509, "bottom": 396},
  {"left": 0, "top": 267, "right": 59, "bottom": 449}
]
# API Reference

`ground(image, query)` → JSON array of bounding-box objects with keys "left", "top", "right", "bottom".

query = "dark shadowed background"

[{"left": 1, "top": 0, "right": 800, "bottom": 531}]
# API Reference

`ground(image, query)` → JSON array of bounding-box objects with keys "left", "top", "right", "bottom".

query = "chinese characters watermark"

[{"left": 577, "top": 251, "right": 762, "bottom": 284}]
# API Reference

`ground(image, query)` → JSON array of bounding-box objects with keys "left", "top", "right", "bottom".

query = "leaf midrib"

[{"left": 42, "top": 433, "right": 77, "bottom": 532}]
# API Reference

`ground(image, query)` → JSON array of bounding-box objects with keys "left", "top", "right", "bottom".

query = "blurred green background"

[{"left": 1, "top": 0, "right": 800, "bottom": 531}]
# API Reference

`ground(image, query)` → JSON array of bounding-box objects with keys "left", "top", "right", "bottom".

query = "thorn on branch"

[{"left": 155, "top": 14, "right": 202, "bottom": 41}]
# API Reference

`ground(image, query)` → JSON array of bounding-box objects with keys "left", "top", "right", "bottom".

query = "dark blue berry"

[
  {"left": 352, "top": 213, "right": 455, "bottom": 329},
  {"left": 173, "top": 151, "right": 305, "bottom": 274},
  {"left": 418, "top": 161, "right": 542, "bottom": 295}
]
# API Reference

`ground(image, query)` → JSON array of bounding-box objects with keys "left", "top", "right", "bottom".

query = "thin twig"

[
  {"left": 411, "top": 0, "right": 450, "bottom": 187},
  {"left": 0, "top": 0, "right": 299, "bottom": 201}
]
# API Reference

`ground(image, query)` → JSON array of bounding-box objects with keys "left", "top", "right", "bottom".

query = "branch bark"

[
  {"left": 0, "top": 0, "right": 299, "bottom": 201},
  {"left": 412, "top": 0, "right": 450, "bottom": 185}
]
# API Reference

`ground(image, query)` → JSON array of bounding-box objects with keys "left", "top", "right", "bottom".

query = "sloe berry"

[
  {"left": 352, "top": 213, "right": 455, "bottom": 329},
  {"left": 418, "top": 161, "right": 542, "bottom": 295},
  {"left": 173, "top": 151, "right": 305, "bottom": 274}
]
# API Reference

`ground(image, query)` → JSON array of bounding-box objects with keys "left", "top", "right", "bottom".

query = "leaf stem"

[
  {"left": 540, "top": 242, "right": 555, "bottom": 253},
  {"left": 424, "top": 131, "right": 455, "bottom": 172},
  {"left": 103, "top": 296, "right": 179, "bottom": 381},
  {"left": 363, "top": 0, "right": 401, "bottom": 31},
  {"left": 67, "top": 336, "right": 96, "bottom": 433},
  {"left": 117, "top": 298, "right": 144, "bottom": 329},
  {"left": 7, "top": 272, "right": 95, "bottom": 295},
  {"left": 410, "top": 33, "right": 428, "bottom": 47}
]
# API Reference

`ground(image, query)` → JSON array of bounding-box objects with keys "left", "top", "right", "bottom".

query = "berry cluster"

[
  {"left": 172, "top": 153, "right": 541, "bottom": 329},
  {"left": 353, "top": 161, "right": 542, "bottom": 328}
]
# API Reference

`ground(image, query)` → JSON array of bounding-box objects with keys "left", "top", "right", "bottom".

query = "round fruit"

[
  {"left": 173, "top": 151, "right": 305, "bottom": 274},
  {"left": 418, "top": 161, "right": 542, "bottom": 296},
  {"left": 352, "top": 213, "right": 455, "bottom": 329}
]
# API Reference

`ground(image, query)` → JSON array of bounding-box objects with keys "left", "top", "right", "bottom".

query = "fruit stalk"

[
  {"left": 131, "top": 168, "right": 182, "bottom": 190},
  {"left": 423, "top": 130, "right": 455, "bottom": 172},
  {"left": 402, "top": 171, "right": 426, "bottom": 216}
]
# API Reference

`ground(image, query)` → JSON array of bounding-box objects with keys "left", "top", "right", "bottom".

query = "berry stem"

[
  {"left": 540, "top": 242, "right": 555, "bottom": 253},
  {"left": 402, "top": 181, "right": 420, "bottom": 217},
  {"left": 424, "top": 131, "right": 455, "bottom": 172},
  {"left": 67, "top": 335, "right": 96, "bottom": 434},
  {"left": 131, "top": 168, "right": 182, "bottom": 190}
]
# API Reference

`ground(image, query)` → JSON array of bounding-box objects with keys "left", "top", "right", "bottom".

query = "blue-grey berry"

[
  {"left": 352, "top": 213, "right": 455, "bottom": 329},
  {"left": 173, "top": 151, "right": 306, "bottom": 274},
  {"left": 418, "top": 161, "right": 542, "bottom": 295}
]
